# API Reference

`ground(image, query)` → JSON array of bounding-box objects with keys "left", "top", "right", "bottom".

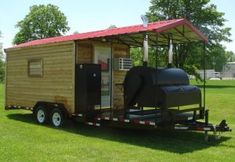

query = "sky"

[{"left": 0, "top": 0, "right": 234, "bottom": 52}]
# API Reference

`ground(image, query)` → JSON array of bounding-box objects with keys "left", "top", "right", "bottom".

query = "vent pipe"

[
  {"left": 141, "top": 15, "right": 149, "bottom": 66},
  {"left": 168, "top": 39, "right": 173, "bottom": 68},
  {"left": 143, "top": 34, "right": 148, "bottom": 66}
]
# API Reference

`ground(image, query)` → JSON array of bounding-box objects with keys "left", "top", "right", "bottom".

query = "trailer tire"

[
  {"left": 34, "top": 106, "right": 49, "bottom": 124},
  {"left": 50, "top": 108, "right": 64, "bottom": 127}
]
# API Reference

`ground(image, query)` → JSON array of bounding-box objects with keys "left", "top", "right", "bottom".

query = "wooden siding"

[
  {"left": 112, "top": 44, "right": 129, "bottom": 109},
  {"left": 76, "top": 42, "right": 93, "bottom": 64},
  {"left": 6, "top": 42, "right": 75, "bottom": 114}
]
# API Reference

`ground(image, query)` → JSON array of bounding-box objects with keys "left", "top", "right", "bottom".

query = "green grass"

[{"left": 0, "top": 81, "right": 235, "bottom": 162}]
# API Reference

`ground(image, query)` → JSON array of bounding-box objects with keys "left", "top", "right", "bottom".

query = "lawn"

[{"left": 0, "top": 80, "right": 234, "bottom": 162}]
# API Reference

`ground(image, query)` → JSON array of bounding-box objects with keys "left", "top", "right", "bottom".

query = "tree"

[
  {"left": 107, "top": 25, "right": 117, "bottom": 29},
  {"left": 130, "top": 48, "right": 143, "bottom": 66},
  {"left": 225, "top": 51, "right": 235, "bottom": 62},
  {"left": 143, "top": 0, "right": 231, "bottom": 78},
  {"left": 0, "top": 32, "right": 2, "bottom": 58},
  {"left": 73, "top": 31, "right": 79, "bottom": 34},
  {"left": 130, "top": 47, "right": 159, "bottom": 67},
  {"left": 0, "top": 31, "right": 5, "bottom": 82},
  {"left": 13, "top": 4, "right": 70, "bottom": 44}
]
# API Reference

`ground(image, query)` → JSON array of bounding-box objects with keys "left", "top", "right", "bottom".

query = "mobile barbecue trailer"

[{"left": 4, "top": 18, "right": 231, "bottom": 140}]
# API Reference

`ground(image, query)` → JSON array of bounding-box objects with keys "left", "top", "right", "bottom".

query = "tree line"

[
  {"left": 0, "top": 1, "right": 234, "bottom": 82},
  {"left": 0, "top": 4, "right": 70, "bottom": 83},
  {"left": 131, "top": 0, "right": 234, "bottom": 80},
  {"left": 0, "top": 31, "right": 4, "bottom": 82}
]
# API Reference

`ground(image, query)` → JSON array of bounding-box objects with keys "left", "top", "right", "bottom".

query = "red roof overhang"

[{"left": 6, "top": 18, "right": 208, "bottom": 50}]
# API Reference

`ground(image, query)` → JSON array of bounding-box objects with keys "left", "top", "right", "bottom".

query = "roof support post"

[
  {"left": 174, "top": 43, "right": 179, "bottom": 68},
  {"left": 155, "top": 33, "right": 159, "bottom": 68},
  {"left": 203, "top": 41, "right": 206, "bottom": 111},
  {"left": 110, "top": 40, "right": 114, "bottom": 112}
]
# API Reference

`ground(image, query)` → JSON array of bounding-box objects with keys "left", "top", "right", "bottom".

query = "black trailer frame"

[{"left": 71, "top": 108, "right": 230, "bottom": 140}]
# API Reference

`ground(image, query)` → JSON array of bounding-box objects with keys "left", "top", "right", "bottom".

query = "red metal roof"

[{"left": 9, "top": 18, "right": 207, "bottom": 49}]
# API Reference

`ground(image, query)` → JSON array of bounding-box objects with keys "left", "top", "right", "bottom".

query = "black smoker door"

[{"left": 75, "top": 64, "right": 101, "bottom": 113}]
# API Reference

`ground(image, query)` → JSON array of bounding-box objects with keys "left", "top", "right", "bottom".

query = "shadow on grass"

[
  {"left": 7, "top": 113, "right": 231, "bottom": 154},
  {"left": 195, "top": 84, "right": 235, "bottom": 89}
]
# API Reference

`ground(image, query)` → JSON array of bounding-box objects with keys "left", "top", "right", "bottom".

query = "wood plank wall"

[
  {"left": 112, "top": 45, "right": 130, "bottom": 109},
  {"left": 76, "top": 43, "right": 93, "bottom": 64},
  {"left": 5, "top": 42, "right": 75, "bottom": 113},
  {"left": 5, "top": 40, "right": 129, "bottom": 114}
]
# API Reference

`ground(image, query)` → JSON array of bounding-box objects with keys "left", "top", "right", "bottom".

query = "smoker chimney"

[
  {"left": 143, "top": 34, "right": 148, "bottom": 66},
  {"left": 141, "top": 15, "right": 149, "bottom": 66},
  {"left": 168, "top": 39, "right": 173, "bottom": 68}
]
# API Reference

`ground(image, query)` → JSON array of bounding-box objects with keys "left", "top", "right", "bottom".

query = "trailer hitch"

[
  {"left": 216, "top": 120, "right": 232, "bottom": 132},
  {"left": 204, "top": 110, "right": 231, "bottom": 141},
  {"left": 210, "top": 120, "right": 232, "bottom": 141}
]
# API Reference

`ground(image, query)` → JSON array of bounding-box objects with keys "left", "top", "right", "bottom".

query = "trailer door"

[{"left": 94, "top": 46, "right": 112, "bottom": 108}]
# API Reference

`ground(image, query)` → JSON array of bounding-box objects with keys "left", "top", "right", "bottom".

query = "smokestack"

[
  {"left": 141, "top": 15, "right": 149, "bottom": 66},
  {"left": 168, "top": 39, "right": 173, "bottom": 68},
  {"left": 143, "top": 34, "right": 148, "bottom": 66}
]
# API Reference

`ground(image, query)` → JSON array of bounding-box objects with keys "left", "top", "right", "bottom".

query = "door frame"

[{"left": 93, "top": 44, "right": 113, "bottom": 108}]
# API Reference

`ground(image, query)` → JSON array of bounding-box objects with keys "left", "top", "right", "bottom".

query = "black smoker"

[
  {"left": 124, "top": 33, "right": 201, "bottom": 121},
  {"left": 124, "top": 67, "right": 201, "bottom": 110}
]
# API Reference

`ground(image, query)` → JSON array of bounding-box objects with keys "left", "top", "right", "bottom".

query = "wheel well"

[{"left": 33, "top": 101, "right": 68, "bottom": 118}]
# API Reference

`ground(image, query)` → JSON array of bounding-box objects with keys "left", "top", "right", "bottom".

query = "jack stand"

[{"left": 214, "top": 130, "right": 221, "bottom": 140}]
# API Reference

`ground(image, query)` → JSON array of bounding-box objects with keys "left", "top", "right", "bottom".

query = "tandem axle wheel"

[{"left": 33, "top": 102, "right": 67, "bottom": 128}]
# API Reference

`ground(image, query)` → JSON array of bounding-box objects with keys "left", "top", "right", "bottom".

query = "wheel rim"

[
  {"left": 37, "top": 109, "right": 45, "bottom": 123},
  {"left": 52, "top": 112, "right": 61, "bottom": 127}
]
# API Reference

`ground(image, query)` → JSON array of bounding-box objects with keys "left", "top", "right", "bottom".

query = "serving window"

[{"left": 28, "top": 59, "right": 43, "bottom": 77}]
